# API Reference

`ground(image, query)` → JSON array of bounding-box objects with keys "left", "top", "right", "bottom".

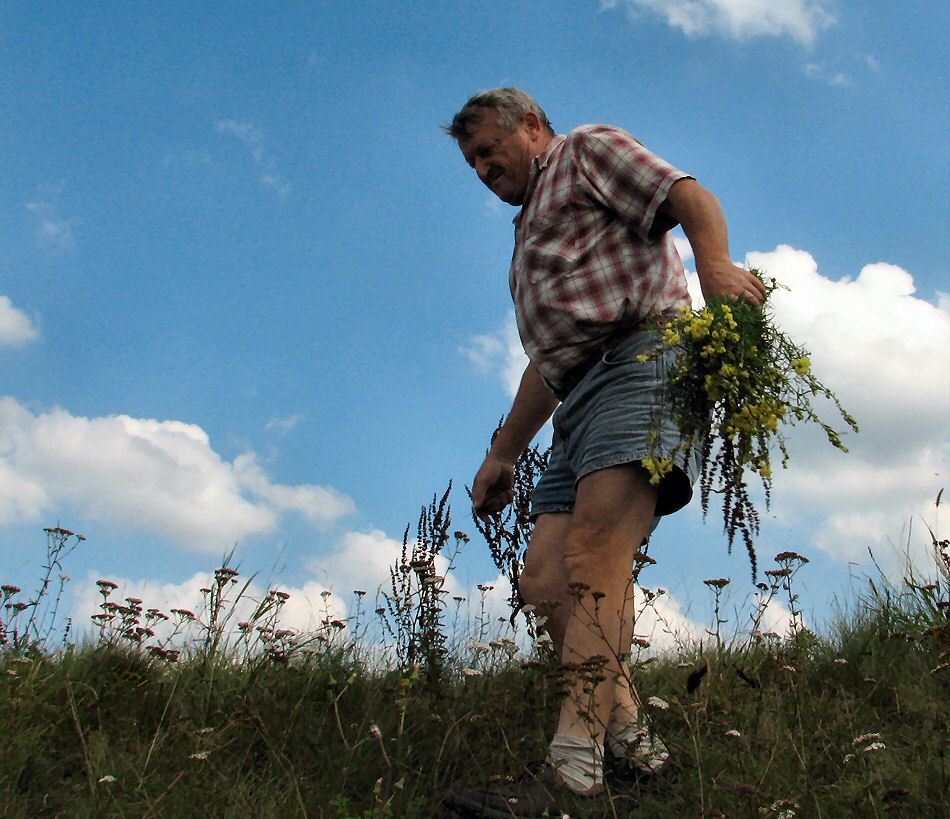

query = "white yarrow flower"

[
  {"left": 851, "top": 732, "right": 881, "bottom": 746},
  {"left": 647, "top": 696, "right": 669, "bottom": 710},
  {"left": 97, "top": 775, "right": 117, "bottom": 784},
  {"left": 725, "top": 729, "right": 741, "bottom": 737}
]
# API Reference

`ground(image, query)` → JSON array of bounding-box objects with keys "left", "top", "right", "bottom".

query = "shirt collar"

[{"left": 513, "top": 134, "right": 567, "bottom": 226}]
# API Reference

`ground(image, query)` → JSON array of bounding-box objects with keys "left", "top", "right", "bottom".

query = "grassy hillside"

[{"left": 2, "top": 520, "right": 948, "bottom": 817}]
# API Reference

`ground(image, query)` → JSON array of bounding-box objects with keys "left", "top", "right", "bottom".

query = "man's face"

[{"left": 458, "top": 111, "right": 543, "bottom": 206}]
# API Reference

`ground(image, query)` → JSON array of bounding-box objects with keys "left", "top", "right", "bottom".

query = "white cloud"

[
  {"left": 233, "top": 453, "right": 355, "bottom": 523},
  {"left": 462, "top": 313, "right": 529, "bottom": 398},
  {"left": 604, "top": 0, "right": 835, "bottom": 45},
  {"left": 216, "top": 119, "right": 292, "bottom": 196},
  {"left": 25, "top": 201, "right": 74, "bottom": 252},
  {"left": 742, "top": 246, "right": 949, "bottom": 571},
  {"left": 0, "top": 296, "right": 40, "bottom": 347},
  {"left": 804, "top": 62, "right": 853, "bottom": 87},
  {"left": 265, "top": 414, "right": 302, "bottom": 436},
  {"left": 673, "top": 233, "right": 694, "bottom": 264},
  {"left": 0, "top": 398, "right": 355, "bottom": 551}
]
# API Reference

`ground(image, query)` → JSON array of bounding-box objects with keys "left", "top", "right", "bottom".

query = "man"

[{"left": 443, "top": 88, "right": 764, "bottom": 816}]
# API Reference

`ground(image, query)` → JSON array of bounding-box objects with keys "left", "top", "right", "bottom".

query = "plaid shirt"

[{"left": 510, "top": 124, "right": 692, "bottom": 395}]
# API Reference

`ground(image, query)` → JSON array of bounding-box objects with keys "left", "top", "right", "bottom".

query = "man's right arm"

[{"left": 472, "top": 361, "right": 560, "bottom": 520}]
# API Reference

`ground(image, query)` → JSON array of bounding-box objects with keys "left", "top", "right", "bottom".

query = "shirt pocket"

[{"left": 521, "top": 206, "right": 579, "bottom": 284}]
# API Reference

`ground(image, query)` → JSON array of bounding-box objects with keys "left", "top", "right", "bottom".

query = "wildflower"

[
  {"left": 45, "top": 526, "right": 74, "bottom": 536},
  {"left": 320, "top": 590, "right": 332, "bottom": 599},
  {"left": 96, "top": 580, "right": 118, "bottom": 591},
  {"left": 852, "top": 733, "right": 881, "bottom": 746},
  {"left": 452, "top": 595, "right": 465, "bottom": 602},
  {"left": 774, "top": 551, "right": 807, "bottom": 563},
  {"left": 170, "top": 608, "right": 195, "bottom": 620},
  {"left": 214, "top": 567, "right": 238, "bottom": 580},
  {"left": 462, "top": 668, "right": 483, "bottom": 677},
  {"left": 725, "top": 729, "right": 741, "bottom": 737},
  {"left": 1, "top": 585, "right": 21, "bottom": 595},
  {"left": 842, "top": 753, "right": 855, "bottom": 763},
  {"left": 468, "top": 641, "right": 490, "bottom": 653},
  {"left": 765, "top": 568, "right": 793, "bottom": 579},
  {"left": 647, "top": 696, "right": 669, "bottom": 710},
  {"left": 194, "top": 727, "right": 214, "bottom": 735},
  {"left": 535, "top": 633, "right": 553, "bottom": 646},
  {"left": 354, "top": 589, "right": 367, "bottom": 597},
  {"left": 930, "top": 662, "right": 950, "bottom": 674},
  {"left": 861, "top": 741, "right": 886, "bottom": 753},
  {"left": 761, "top": 799, "right": 800, "bottom": 818},
  {"left": 97, "top": 775, "right": 117, "bottom": 784},
  {"left": 189, "top": 751, "right": 209, "bottom": 761},
  {"left": 782, "top": 665, "right": 797, "bottom": 673},
  {"left": 272, "top": 590, "right": 290, "bottom": 601},
  {"left": 792, "top": 357, "right": 811, "bottom": 375},
  {"left": 833, "top": 658, "right": 848, "bottom": 665},
  {"left": 631, "top": 637, "right": 651, "bottom": 649},
  {"left": 704, "top": 578, "right": 731, "bottom": 589},
  {"left": 369, "top": 724, "right": 383, "bottom": 740}
]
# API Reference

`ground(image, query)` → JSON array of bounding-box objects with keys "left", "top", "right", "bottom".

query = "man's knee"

[
  {"left": 519, "top": 560, "right": 561, "bottom": 608},
  {"left": 561, "top": 524, "right": 624, "bottom": 585}
]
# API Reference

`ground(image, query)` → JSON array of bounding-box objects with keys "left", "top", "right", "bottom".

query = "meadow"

[{"left": 2, "top": 474, "right": 948, "bottom": 818}]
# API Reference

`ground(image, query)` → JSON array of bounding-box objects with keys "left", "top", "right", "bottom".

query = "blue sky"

[{"left": 2, "top": 1, "right": 948, "bottom": 646}]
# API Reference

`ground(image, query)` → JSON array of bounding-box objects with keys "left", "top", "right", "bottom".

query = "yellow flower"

[{"left": 792, "top": 357, "right": 811, "bottom": 375}]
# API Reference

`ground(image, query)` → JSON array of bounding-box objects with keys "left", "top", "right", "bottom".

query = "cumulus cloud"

[
  {"left": 216, "top": 119, "right": 292, "bottom": 196},
  {"left": 462, "top": 314, "right": 529, "bottom": 398},
  {"left": 0, "top": 296, "right": 40, "bottom": 347},
  {"left": 701, "top": 246, "right": 948, "bottom": 572},
  {"left": 602, "top": 0, "right": 835, "bottom": 45},
  {"left": 0, "top": 398, "right": 355, "bottom": 551}
]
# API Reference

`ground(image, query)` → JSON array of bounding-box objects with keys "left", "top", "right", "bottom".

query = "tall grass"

[{"left": 2, "top": 497, "right": 948, "bottom": 817}]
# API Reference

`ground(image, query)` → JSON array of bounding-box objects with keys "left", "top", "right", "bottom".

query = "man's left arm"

[{"left": 659, "top": 178, "right": 766, "bottom": 307}]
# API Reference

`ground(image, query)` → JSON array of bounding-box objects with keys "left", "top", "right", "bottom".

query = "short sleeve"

[{"left": 570, "top": 126, "right": 691, "bottom": 242}]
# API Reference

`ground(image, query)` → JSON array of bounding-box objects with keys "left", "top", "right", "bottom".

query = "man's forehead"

[{"left": 459, "top": 113, "right": 507, "bottom": 161}]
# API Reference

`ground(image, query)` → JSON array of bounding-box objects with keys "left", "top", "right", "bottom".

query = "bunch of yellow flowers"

[{"left": 641, "top": 269, "right": 858, "bottom": 579}]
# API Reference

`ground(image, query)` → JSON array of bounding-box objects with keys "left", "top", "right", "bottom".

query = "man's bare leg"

[
  {"left": 555, "top": 466, "right": 657, "bottom": 749},
  {"left": 522, "top": 508, "right": 644, "bottom": 733}
]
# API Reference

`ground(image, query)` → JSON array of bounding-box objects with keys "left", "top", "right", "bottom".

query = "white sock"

[
  {"left": 547, "top": 733, "right": 604, "bottom": 794},
  {"left": 606, "top": 721, "right": 669, "bottom": 774}
]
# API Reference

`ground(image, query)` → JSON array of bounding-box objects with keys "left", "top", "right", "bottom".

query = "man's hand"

[
  {"left": 697, "top": 260, "right": 766, "bottom": 307},
  {"left": 472, "top": 455, "right": 516, "bottom": 521}
]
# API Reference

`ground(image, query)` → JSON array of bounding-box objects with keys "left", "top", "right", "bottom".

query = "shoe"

[
  {"left": 443, "top": 760, "right": 602, "bottom": 818},
  {"left": 604, "top": 724, "right": 671, "bottom": 788}
]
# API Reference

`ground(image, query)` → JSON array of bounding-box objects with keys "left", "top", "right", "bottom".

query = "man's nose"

[{"left": 475, "top": 158, "right": 491, "bottom": 182}]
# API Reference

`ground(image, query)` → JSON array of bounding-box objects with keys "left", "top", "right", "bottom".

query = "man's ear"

[{"left": 522, "top": 111, "right": 543, "bottom": 138}]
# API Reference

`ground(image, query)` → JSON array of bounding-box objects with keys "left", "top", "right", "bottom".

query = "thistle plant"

[{"left": 640, "top": 269, "right": 858, "bottom": 579}]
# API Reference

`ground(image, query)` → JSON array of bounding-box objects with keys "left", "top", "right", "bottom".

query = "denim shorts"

[{"left": 530, "top": 328, "right": 702, "bottom": 524}]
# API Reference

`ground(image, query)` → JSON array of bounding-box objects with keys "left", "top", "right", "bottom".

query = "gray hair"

[{"left": 442, "top": 87, "right": 555, "bottom": 141}]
